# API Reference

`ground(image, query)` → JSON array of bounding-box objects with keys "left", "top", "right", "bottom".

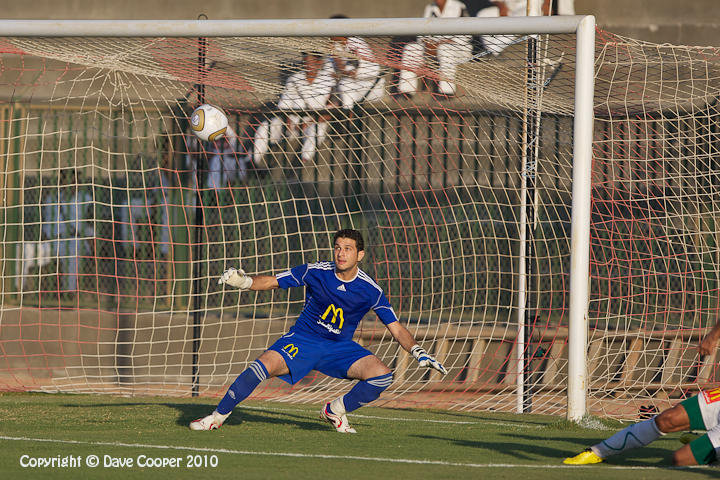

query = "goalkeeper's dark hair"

[{"left": 334, "top": 228, "right": 364, "bottom": 252}]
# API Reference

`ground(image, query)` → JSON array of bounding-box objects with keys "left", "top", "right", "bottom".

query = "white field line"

[
  {"left": 0, "top": 435, "right": 707, "bottom": 471},
  {"left": 239, "top": 405, "right": 543, "bottom": 429}
]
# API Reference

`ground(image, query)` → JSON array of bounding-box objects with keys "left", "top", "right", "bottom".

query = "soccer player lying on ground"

[
  {"left": 190, "top": 228, "right": 446, "bottom": 433},
  {"left": 564, "top": 317, "right": 720, "bottom": 466}
]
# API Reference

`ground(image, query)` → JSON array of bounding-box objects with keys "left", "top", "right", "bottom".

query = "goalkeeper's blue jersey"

[{"left": 275, "top": 262, "right": 398, "bottom": 341}]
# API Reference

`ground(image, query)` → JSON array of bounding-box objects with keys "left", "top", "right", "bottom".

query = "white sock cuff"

[
  {"left": 212, "top": 410, "right": 230, "bottom": 422},
  {"left": 330, "top": 397, "right": 346, "bottom": 416}
]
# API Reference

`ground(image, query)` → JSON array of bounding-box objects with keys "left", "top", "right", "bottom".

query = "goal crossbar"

[{"left": 0, "top": 16, "right": 591, "bottom": 37}]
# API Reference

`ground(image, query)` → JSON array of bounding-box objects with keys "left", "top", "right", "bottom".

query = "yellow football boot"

[{"left": 563, "top": 448, "right": 604, "bottom": 465}]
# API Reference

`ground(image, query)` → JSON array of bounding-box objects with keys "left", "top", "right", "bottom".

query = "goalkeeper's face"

[{"left": 334, "top": 237, "right": 365, "bottom": 273}]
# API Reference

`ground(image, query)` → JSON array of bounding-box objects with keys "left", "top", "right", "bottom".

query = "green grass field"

[{"left": 0, "top": 392, "right": 716, "bottom": 479}]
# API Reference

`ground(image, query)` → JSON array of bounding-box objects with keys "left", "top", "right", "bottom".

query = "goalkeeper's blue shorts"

[{"left": 267, "top": 328, "right": 373, "bottom": 385}]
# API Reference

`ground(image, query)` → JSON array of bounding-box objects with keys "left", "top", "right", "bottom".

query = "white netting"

[{"left": 0, "top": 25, "right": 717, "bottom": 419}]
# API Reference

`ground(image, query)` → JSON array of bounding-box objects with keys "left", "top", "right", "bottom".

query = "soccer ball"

[{"left": 190, "top": 104, "right": 228, "bottom": 141}]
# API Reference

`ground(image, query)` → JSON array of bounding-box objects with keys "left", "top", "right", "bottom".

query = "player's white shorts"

[{"left": 682, "top": 387, "right": 720, "bottom": 463}]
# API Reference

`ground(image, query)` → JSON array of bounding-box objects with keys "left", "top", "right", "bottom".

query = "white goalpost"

[
  {"left": 0, "top": 16, "right": 598, "bottom": 419},
  {"left": 567, "top": 14, "right": 595, "bottom": 421}
]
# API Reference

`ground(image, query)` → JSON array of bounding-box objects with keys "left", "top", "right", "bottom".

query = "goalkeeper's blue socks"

[
  {"left": 329, "top": 372, "right": 394, "bottom": 414},
  {"left": 216, "top": 360, "right": 268, "bottom": 415}
]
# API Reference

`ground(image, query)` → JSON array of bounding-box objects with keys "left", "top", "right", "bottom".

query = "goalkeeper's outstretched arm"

[
  {"left": 386, "top": 321, "right": 421, "bottom": 353},
  {"left": 386, "top": 321, "right": 447, "bottom": 375},
  {"left": 218, "top": 267, "right": 278, "bottom": 291},
  {"left": 248, "top": 275, "right": 279, "bottom": 291}
]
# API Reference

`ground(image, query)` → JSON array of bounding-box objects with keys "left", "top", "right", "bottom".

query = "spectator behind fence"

[
  {"left": 154, "top": 167, "right": 173, "bottom": 258},
  {"left": 41, "top": 167, "right": 93, "bottom": 293},
  {"left": 328, "top": 14, "right": 386, "bottom": 111},
  {"left": 469, "top": 1, "right": 553, "bottom": 56},
  {"left": 118, "top": 156, "right": 151, "bottom": 259},
  {"left": 398, "top": 0, "right": 473, "bottom": 98},
  {"left": 184, "top": 129, "right": 246, "bottom": 190},
  {"left": 493, "top": 0, "right": 553, "bottom": 16},
  {"left": 19, "top": 239, "right": 51, "bottom": 290},
  {"left": 118, "top": 160, "right": 175, "bottom": 260},
  {"left": 207, "top": 135, "right": 246, "bottom": 188},
  {"left": 250, "top": 50, "right": 335, "bottom": 165}
]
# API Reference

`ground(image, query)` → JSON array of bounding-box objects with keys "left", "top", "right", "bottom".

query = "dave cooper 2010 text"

[{"left": 19, "top": 454, "right": 219, "bottom": 468}]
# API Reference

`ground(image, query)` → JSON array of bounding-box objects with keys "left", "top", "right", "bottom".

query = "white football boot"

[
  {"left": 320, "top": 403, "right": 356, "bottom": 433},
  {"left": 189, "top": 410, "right": 229, "bottom": 431}
]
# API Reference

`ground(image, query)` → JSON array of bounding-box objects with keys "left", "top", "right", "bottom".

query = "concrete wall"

[
  {"left": 575, "top": 0, "right": 720, "bottom": 46},
  {"left": 1, "top": 0, "right": 423, "bottom": 20},
  {"left": 2, "top": 0, "right": 718, "bottom": 46}
]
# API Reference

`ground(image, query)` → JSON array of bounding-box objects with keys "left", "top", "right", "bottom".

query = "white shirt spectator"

[
  {"left": 206, "top": 136, "right": 245, "bottom": 188},
  {"left": 503, "top": 0, "right": 530, "bottom": 16},
  {"left": 475, "top": 0, "right": 566, "bottom": 56},
  {"left": 42, "top": 183, "right": 93, "bottom": 291},
  {"left": 421, "top": 0, "right": 472, "bottom": 45},
  {"left": 277, "top": 60, "right": 335, "bottom": 111},
  {"left": 399, "top": 0, "right": 474, "bottom": 96},
  {"left": 253, "top": 53, "right": 336, "bottom": 164},
  {"left": 475, "top": 4, "right": 518, "bottom": 57},
  {"left": 331, "top": 36, "right": 385, "bottom": 110},
  {"left": 483, "top": 0, "right": 570, "bottom": 17}
]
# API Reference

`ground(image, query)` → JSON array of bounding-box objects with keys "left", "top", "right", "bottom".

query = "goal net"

[
  {"left": 0, "top": 18, "right": 713, "bottom": 419},
  {"left": 587, "top": 31, "right": 720, "bottom": 418}
]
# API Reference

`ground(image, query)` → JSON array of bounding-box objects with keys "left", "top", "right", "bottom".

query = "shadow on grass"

[
  {"left": 60, "top": 402, "right": 329, "bottom": 431},
  {"left": 379, "top": 407, "right": 551, "bottom": 427},
  {"left": 411, "top": 432, "right": 581, "bottom": 462}
]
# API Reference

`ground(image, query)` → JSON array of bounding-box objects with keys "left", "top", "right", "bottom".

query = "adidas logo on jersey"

[{"left": 337, "top": 284, "right": 346, "bottom": 292}]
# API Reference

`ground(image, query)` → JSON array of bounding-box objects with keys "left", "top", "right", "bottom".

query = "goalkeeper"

[
  {"left": 190, "top": 228, "right": 446, "bottom": 433},
  {"left": 564, "top": 317, "right": 720, "bottom": 466}
]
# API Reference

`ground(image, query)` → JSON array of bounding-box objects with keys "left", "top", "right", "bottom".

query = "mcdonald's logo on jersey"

[
  {"left": 282, "top": 343, "right": 299, "bottom": 358},
  {"left": 703, "top": 387, "right": 720, "bottom": 404},
  {"left": 321, "top": 304, "right": 344, "bottom": 329}
]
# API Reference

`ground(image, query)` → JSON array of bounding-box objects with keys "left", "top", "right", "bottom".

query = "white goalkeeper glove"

[
  {"left": 218, "top": 267, "right": 253, "bottom": 291},
  {"left": 411, "top": 345, "right": 447, "bottom": 375}
]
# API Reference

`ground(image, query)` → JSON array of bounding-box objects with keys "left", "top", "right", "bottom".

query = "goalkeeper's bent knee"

[{"left": 342, "top": 372, "right": 394, "bottom": 413}]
